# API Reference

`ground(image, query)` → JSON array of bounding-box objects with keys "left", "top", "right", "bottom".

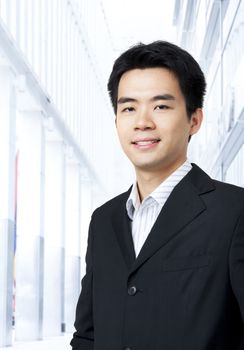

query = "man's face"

[{"left": 116, "top": 68, "right": 202, "bottom": 175}]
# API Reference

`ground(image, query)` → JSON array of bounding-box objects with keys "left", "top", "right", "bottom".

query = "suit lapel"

[
  {"left": 129, "top": 164, "right": 216, "bottom": 275},
  {"left": 111, "top": 164, "right": 215, "bottom": 275}
]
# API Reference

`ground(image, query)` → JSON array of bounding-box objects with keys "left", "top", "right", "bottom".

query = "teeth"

[{"left": 135, "top": 140, "right": 159, "bottom": 145}]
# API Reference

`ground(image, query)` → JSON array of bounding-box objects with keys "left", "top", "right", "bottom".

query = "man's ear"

[{"left": 189, "top": 108, "right": 203, "bottom": 137}]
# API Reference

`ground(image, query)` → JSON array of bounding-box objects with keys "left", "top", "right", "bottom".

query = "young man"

[{"left": 71, "top": 41, "right": 244, "bottom": 350}]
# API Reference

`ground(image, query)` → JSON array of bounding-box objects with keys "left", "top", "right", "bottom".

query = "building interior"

[{"left": 0, "top": 0, "right": 244, "bottom": 348}]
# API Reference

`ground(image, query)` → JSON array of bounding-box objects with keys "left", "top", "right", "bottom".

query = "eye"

[
  {"left": 122, "top": 107, "right": 135, "bottom": 112},
  {"left": 154, "top": 104, "right": 170, "bottom": 110}
]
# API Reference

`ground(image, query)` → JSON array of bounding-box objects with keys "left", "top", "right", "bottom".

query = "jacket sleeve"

[
  {"left": 229, "top": 210, "right": 244, "bottom": 324},
  {"left": 70, "top": 218, "right": 94, "bottom": 349}
]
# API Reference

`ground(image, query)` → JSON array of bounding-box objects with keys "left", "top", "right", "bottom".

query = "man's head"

[
  {"left": 107, "top": 41, "right": 206, "bottom": 177},
  {"left": 107, "top": 40, "right": 206, "bottom": 119}
]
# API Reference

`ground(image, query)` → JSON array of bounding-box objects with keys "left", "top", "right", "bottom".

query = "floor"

[{"left": 0, "top": 334, "right": 72, "bottom": 349}]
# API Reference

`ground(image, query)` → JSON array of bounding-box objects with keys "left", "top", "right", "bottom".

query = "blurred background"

[{"left": 0, "top": 0, "right": 244, "bottom": 349}]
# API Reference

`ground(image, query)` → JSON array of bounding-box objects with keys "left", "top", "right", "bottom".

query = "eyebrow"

[{"left": 117, "top": 94, "right": 175, "bottom": 104}]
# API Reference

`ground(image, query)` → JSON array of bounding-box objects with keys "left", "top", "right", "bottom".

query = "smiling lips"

[{"left": 132, "top": 138, "right": 161, "bottom": 149}]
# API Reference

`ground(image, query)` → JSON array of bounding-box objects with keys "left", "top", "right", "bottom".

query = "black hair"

[{"left": 107, "top": 41, "right": 206, "bottom": 119}]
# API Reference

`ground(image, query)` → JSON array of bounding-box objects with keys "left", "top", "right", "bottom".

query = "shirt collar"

[
  {"left": 126, "top": 159, "right": 192, "bottom": 220},
  {"left": 126, "top": 182, "right": 140, "bottom": 219}
]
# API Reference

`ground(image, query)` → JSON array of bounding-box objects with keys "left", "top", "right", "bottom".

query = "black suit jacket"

[{"left": 71, "top": 164, "right": 244, "bottom": 350}]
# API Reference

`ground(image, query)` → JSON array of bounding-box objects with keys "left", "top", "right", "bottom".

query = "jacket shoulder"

[
  {"left": 212, "top": 179, "right": 244, "bottom": 205},
  {"left": 213, "top": 179, "right": 244, "bottom": 192},
  {"left": 190, "top": 163, "right": 244, "bottom": 199}
]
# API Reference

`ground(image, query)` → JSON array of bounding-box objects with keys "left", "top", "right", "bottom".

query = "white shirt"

[{"left": 126, "top": 160, "right": 192, "bottom": 257}]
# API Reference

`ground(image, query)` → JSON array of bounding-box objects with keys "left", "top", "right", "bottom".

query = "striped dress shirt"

[{"left": 126, "top": 160, "right": 192, "bottom": 257}]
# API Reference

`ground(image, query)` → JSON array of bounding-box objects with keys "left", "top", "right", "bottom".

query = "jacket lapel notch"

[{"left": 129, "top": 178, "right": 207, "bottom": 276}]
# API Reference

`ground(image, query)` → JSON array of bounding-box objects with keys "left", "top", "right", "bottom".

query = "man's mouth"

[{"left": 132, "top": 138, "right": 161, "bottom": 146}]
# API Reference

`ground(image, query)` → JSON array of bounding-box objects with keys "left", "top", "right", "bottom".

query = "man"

[{"left": 71, "top": 41, "right": 244, "bottom": 350}]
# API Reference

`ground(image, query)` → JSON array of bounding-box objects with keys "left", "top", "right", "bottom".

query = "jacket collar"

[
  {"left": 126, "top": 160, "right": 192, "bottom": 220},
  {"left": 112, "top": 164, "right": 215, "bottom": 273}
]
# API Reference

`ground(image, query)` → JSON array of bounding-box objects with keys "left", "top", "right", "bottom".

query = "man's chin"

[{"left": 133, "top": 162, "right": 164, "bottom": 173}]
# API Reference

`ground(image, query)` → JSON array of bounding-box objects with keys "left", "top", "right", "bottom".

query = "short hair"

[{"left": 107, "top": 41, "right": 206, "bottom": 119}]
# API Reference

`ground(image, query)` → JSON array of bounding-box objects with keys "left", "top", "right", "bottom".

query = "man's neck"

[{"left": 135, "top": 160, "right": 187, "bottom": 201}]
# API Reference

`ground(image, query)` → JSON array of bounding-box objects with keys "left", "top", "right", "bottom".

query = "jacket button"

[
  {"left": 124, "top": 348, "right": 131, "bottom": 350},
  {"left": 128, "top": 286, "right": 137, "bottom": 295}
]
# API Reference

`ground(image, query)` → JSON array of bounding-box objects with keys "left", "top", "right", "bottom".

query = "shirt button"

[{"left": 128, "top": 286, "right": 137, "bottom": 295}]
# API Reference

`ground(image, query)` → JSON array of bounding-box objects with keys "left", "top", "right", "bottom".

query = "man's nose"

[{"left": 134, "top": 108, "right": 155, "bottom": 130}]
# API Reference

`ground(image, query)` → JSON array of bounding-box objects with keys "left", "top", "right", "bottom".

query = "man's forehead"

[{"left": 117, "top": 68, "right": 182, "bottom": 101}]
